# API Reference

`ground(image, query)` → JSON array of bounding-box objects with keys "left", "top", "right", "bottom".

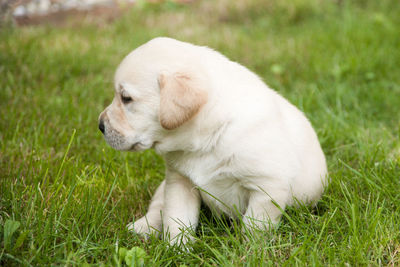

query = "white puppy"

[{"left": 99, "top": 37, "right": 327, "bottom": 245}]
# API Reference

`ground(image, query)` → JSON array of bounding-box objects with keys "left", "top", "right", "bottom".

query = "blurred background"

[{"left": 4, "top": 0, "right": 188, "bottom": 26}]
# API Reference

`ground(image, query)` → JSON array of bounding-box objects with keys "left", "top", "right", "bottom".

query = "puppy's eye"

[{"left": 121, "top": 94, "right": 133, "bottom": 104}]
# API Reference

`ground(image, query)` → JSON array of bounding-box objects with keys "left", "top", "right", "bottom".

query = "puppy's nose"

[{"left": 99, "top": 120, "right": 105, "bottom": 134}]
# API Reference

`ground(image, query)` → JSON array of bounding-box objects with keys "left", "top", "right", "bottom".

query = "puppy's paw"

[
  {"left": 127, "top": 217, "right": 160, "bottom": 238},
  {"left": 163, "top": 226, "right": 196, "bottom": 250}
]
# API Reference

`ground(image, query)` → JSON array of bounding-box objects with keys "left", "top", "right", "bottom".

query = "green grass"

[{"left": 1, "top": 0, "right": 400, "bottom": 265}]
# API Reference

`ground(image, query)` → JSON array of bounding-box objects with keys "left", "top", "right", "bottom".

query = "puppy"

[{"left": 99, "top": 37, "right": 327, "bottom": 245}]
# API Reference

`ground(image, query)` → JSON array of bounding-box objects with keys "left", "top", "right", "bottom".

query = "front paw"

[
  {"left": 164, "top": 226, "right": 195, "bottom": 248},
  {"left": 127, "top": 216, "right": 161, "bottom": 237}
]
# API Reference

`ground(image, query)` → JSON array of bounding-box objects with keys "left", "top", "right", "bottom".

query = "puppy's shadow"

[
  {"left": 196, "top": 200, "right": 329, "bottom": 240},
  {"left": 196, "top": 203, "right": 237, "bottom": 237}
]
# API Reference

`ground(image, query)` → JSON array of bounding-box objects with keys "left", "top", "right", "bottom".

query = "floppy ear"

[{"left": 158, "top": 71, "right": 208, "bottom": 130}]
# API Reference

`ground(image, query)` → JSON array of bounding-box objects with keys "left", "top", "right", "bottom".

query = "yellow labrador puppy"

[{"left": 99, "top": 37, "right": 327, "bottom": 245}]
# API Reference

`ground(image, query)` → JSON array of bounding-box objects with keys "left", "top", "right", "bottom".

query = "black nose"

[{"left": 99, "top": 120, "right": 105, "bottom": 134}]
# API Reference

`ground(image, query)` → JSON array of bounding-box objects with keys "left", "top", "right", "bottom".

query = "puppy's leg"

[
  {"left": 163, "top": 169, "right": 201, "bottom": 246},
  {"left": 243, "top": 183, "right": 289, "bottom": 232},
  {"left": 128, "top": 180, "right": 165, "bottom": 237}
]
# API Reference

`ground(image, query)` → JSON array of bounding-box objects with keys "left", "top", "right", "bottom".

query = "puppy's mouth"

[
  {"left": 129, "top": 142, "right": 142, "bottom": 151},
  {"left": 129, "top": 141, "right": 155, "bottom": 151}
]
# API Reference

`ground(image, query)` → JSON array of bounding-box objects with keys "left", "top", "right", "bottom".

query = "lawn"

[{"left": 1, "top": 0, "right": 400, "bottom": 265}]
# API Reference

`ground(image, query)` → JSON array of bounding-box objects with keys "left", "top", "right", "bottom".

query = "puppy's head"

[{"left": 98, "top": 38, "right": 208, "bottom": 152}]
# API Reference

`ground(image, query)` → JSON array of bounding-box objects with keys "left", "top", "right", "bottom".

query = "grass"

[{"left": 1, "top": 0, "right": 400, "bottom": 265}]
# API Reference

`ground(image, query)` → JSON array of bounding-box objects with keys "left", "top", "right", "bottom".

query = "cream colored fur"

[
  {"left": 159, "top": 71, "right": 207, "bottom": 130},
  {"left": 98, "top": 37, "right": 328, "bottom": 246}
]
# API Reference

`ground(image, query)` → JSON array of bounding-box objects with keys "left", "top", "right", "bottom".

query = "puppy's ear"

[{"left": 158, "top": 71, "right": 207, "bottom": 130}]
